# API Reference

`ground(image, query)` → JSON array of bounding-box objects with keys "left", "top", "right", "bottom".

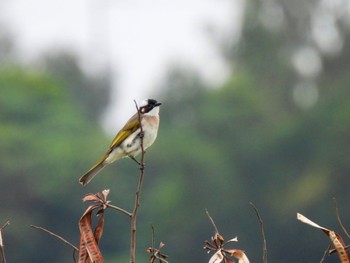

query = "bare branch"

[
  {"left": 151, "top": 225, "right": 155, "bottom": 252},
  {"left": 30, "top": 225, "right": 79, "bottom": 252},
  {"left": 106, "top": 203, "right": 132, "bottom": 218},
  {"left": 147, "top": 225, "right": 169, "bottom": 263},
  {"left": 0, "top": 222, "right": 9, "bottom": 232},
  {"left": 130, "top": 100, "right": 146, "bottom": 263},
  {"left": 320, "top": 243, "right": 332, "bottom": 263},
  {"left": 333, "top": 198, "right": 350, "bottom": 240},
  {"left": 206, "top": 209, "right": 219, "bottom": 234},
  {"left": 250, "top": 202, "right": 268, "bottom": 263}
]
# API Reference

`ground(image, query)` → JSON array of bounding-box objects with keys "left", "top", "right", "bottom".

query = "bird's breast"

[{"left": 141, "top": 115, "right": 159, "bottom": 149}]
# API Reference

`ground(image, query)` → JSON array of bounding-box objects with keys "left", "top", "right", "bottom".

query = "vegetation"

[{"left": 1, "top": 0, "right": 350, "bottom": 262}]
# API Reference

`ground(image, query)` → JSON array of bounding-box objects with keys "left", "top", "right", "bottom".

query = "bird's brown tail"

[{"left": 79, "top": 161, "right": 105, "bottom": 186}]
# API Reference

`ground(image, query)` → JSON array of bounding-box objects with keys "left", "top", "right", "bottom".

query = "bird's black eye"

[{"left": 140, "top": 105, "right": 150, "bottom": 113}]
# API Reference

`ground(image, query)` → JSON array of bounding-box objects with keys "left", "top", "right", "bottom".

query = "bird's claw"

[{"left": 139, "top": 131, "right": 144, "bottom": 139}]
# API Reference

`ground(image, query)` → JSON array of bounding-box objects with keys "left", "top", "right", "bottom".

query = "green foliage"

[
  {"left": 0, "top": 65, "right": 111, "bottom": 262},
  {"left": 1, "top": 1, "right": 350, "bottom": 262},
  {"left": 41, "top": 52, "right": 112, "bottom": 122},
  {"left": 146, "top": 60, "right": 350, "bottom": 262}
]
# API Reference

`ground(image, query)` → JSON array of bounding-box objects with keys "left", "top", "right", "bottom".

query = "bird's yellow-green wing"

[{"left": 109, "top": 113, "right": 140, "bottom": 149}]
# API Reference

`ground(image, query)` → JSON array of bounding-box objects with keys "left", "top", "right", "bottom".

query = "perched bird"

[{"left": 79, "top": 99, "right": 162, "bottom": 186}]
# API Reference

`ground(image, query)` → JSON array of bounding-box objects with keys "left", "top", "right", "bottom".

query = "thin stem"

[
  {"left": 130, "top": 100, "right": 146, "bottom": 263},
  {"left": 107, "top": 203, "right": 132, "bottom": 218},
  {"left": 333, "top": 197, "right": 350, "bottom": 240},
  {"left": 205, "top": 209, "right": 219, "bottom": 234},
  {"left": 320, "top": 243, "right": 332, "bottom": 263},
  {"left": 250, "top": 202, "right": 268, "bottom": 263},
  {"left": 151, "top": 225, "right": 155, "bottom": 253},
  {"left": 0, "top": 222, "right": 9, "bottom": 232},
  {"left": 30, "top": 225, "right": 79, "bottom": 252}
]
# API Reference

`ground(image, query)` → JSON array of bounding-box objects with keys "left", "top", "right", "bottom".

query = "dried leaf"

[
  {"left": 227, "top": 249, "right": 250, "bottom": 263},
  {"left": 0, "top": 221, "right": 10, "bottom": 263},
  {"left": 209, "top": 250, "right": 224, "bottom": 263},
  {"left": 83, "top": 194, "right": 101, "bottom": 203},
  {"left": 81, "top": 204, "right": 99, "bottom": 219},
  {"left": 297, "top": 213, "right": 325, "bottom": 230},
  {"left": 79, "top": 210, "right": 104, "bottom": 263},
  {"left": 159, "top": 242, "right": 165, "bottom": 249},
  {"left": 224, "top": 237, "right": 238, "bottom": 245},
  {"left": 94, "top": 215, "right": 105, "bottom": 244},
  {"left": 216, "top": 233, "right": 225, "bottom": 243},
  {"left": 224, "top": 258, "right": 235, "bottom": 263},
  {"left": 0, "top": 231, "right": 3, "bottom": 247},
  {"left": 0, "top": 235, "right": 4, "bottom": 263},
  {"left": 102, "top": 189, "right": 110, "bottom": 201},
  {"left": 78, "top": 234, "right": 89, "bottom": 263},
  {"left": 96, "top": 208, "right": 105, "bottom": 216},
  {"left": 146, "top": 241, "right": 168, "bottom": 263},
  {"left": 297, "top": 213, "right": 350, "bottom": 263},
  {"left": 329, "top": 231, "right": 350, "bottom": 263},
  {"left": 146, "top": 247, "right": 153, "bottom": 254}
]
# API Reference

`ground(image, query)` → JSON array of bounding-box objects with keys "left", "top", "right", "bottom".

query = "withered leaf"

[
  {"left": 83, "top": 194, "right": 101, "bottom": 203},
  {"left": 209, "top": 250, "right": 224, "bottom": 263},
  {"left": 297, "top": 213, "right": 350, "bottom": 263},
  {"left": 94, "top": 215, "right": 105, "bottom": 244},
  {"left": 226, "top": 249, "right": 250, "bottom": 263},
  {"left": 79, "top": 210, "right": 104, "bottom": 263}
]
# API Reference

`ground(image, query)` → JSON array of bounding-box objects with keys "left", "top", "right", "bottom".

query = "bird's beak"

[{"left": 155, "top": 102, "right": 162, "bottom": 106}]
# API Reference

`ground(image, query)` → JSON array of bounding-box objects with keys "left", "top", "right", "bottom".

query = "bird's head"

[{"left": 139, "top": 99, "right": 162, "bottom": 115}]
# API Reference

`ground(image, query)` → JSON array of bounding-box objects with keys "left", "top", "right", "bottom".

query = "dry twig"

[
  {"left": 250, "top": 202, "right": 267, "bottom": 263},
  {"left": 320, "top": 243, "right": 332, "bottom": 263},
  {"left": 106, "top": 203, "right": 132, "bottom": 218},
  {"left": 204, "top": 210, "right": 249, "bottom": 263},
  {"left": 30, "top": 225, "right": 79, "bottom": 252},
  {"left": 205, "top": 209, "right": 219, "bottom": 235},
  {"left": 333, "top": 198, "right": 350, "bottom": 240},
  {"left": 130, "top": 100, "right": 146, "bottom": 263},
  {"left": 146, "top": 225, "right": 169, "bottom": 263},
  {"left": 297, "top": 213, "right": 350, "bottom": 263}
]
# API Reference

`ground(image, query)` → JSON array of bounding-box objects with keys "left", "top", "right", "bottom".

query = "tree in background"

[
  {"left": 1, "top": 1, "right": 350, "bottom": 262},
  {"left": 146, "top": 0, "right": 350, "bottom": 262},
  {"left": 0, "top": 49, "right": 114, "bottom": 261}
]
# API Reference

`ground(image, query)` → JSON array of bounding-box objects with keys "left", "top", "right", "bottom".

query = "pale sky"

[{"left": 1, "top": 0, "right": 243, "bottom": 131}]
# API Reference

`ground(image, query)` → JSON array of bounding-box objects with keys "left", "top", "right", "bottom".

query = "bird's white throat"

[{"left": 145, "top": 106, "right": 160, "bottom": 116}]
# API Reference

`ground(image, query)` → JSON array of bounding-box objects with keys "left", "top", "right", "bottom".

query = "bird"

[{"left": 79, "top": 99, "right": 162, "bottom": 186}]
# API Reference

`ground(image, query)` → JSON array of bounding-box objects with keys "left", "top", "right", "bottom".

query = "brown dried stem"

[
  {"left": 30, "top": 225, "right": 79, "bottom": 252},
  {"left": 107, "top": 203, "right": 132, "bottom": 218},
  {"left": 333, "top": 197, "right": 350, "bottom": 240},
  {"left": 320, "top": 243, "right": 332, "bottom": 263},
  {"left": 151, "top": 225, "right": 156, "bottom": 253},
  {"left": 130, "top": 100, "right": 146, "bottom": 263},
  {"left": 205, "top": 209, "right": 219, "bottom": 234},
  {"left": 148, "top": 225, "right": 169, "bottom": 263},
  {"left": 250, "top": 202, "right": 268, "bottom": 263}
]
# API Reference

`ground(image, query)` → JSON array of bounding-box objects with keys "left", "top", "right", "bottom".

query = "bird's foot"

[
  {"left": 138, "top": 131, "right": 144, "bottom": 139},
  {"left": 129, "top": 156, "right": 141, "bottom": 165},
  {"left": 129, "top": 155, "right": 145, "bottom": 171}
]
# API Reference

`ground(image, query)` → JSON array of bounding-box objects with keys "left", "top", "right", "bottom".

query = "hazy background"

[
  {"left": 1, "top": 0, "right": 241, "bottom": 130},
  {"left": 1, "top": 0, "right": 350, "bottom": 262}
]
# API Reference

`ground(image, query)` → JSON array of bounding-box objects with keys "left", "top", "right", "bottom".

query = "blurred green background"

[{"left": 1, "top": 0, "right": 350, "bottom": 262}]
